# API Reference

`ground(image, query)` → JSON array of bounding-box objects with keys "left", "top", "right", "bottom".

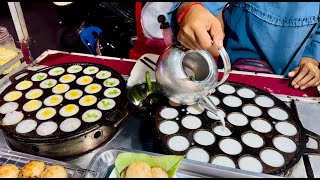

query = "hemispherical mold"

[
  {"left": 158, "top": 120, "right": 180, "bottom": 135},
  {"left": 186, "top": 147, "right": 210, "bottom": 163},
  {"left": 219, "top": 138, "right": 243, "bottom": 155},
  {"left": 212, "top": 122, "right": 233, "bottom": 137},
  {"left": 254, "top": 95, "right": 275, "bottom": 108},
  {"left": 160, "top": 107, "right": 179, "bottom": 119},
  {"left": 181, "top": 115, "right": 202, "bottom": 130},
  {"left": 237, "top": 88, "right": 256, "bottom": 99},
  {"left": 268, "top": 107, "right": 289, "bottom": 121},
  {"left": 275, "top": 121, "right": 297, "bottom": 136},
  {"left": 242, "top": 104, "right": 262, "bottom": 117},
  {"left": 250, "top": 118, "right": 272, "bottom": 133},
  {"left": 223, "top": 95, "right": 242, "bottom": 108},
  {"left": 227, "top": 112, "right": 248, "bottom": 126},
  {"left": 241, "top": 131, "right": 264, "bottom": 148},
  {"left": 217, "top": 84, "right": 236, "bottom": 94},
  {"left": 167, "top": 135, "right": 190, "bottom": 152},
  {"left": 260, "top": 148, "right": 285, "bottom": 168},
  {"left": 193, "top": 129, "right": 216, "bottom": 146},
  {"left": 238, "top": 155, "right": 263, "bottom": 173},
  {"left": 273, "top": 135, "right": 297, "bottom": 153}
]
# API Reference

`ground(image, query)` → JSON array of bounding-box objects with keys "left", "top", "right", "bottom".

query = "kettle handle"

[{"left": 216, "top": 47, "right": 231, "bottom": 86}]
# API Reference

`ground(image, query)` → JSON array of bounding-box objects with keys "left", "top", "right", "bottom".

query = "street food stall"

[{"left": 0, "top": 2, "right": 320, "bottom": 179}]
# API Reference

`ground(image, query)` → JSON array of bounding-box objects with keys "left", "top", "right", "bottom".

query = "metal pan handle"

[
  {"left": 102, "top": 106, "right": 128, "bottom": 128},
  {"left": 303, "top": 129, "right": 320, "bottom": 155},
  {"left": 8, "top": 69, "right": 29, "bottom": 83}
]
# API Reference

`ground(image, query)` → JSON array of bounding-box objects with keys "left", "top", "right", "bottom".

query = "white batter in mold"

[
  {"left": 160, "top": 107, "right": 179, "bottom": 119},
  {"left": 227, "top": 112, "right": 248, "bottom": 126},
  {"left": 207, "top": 95, "right": 220, "bottom": 106},
  {"left": 260, "top": 149, "right": 285, "bottom": 168},
  {"left": 186, "top": 104, "right": 205, "bottom": 115},
  {"left": 168, "top": 136, "right": 190, "bottom": 152},
  {"left": 273, "top": 136, "right": 297, "bottom": 153},
  {"left": 218, "top": 84, "right": 236, "bottom": 94},
  {"left": 213, "top": 125, "right": 232, "bottom": 136},
  {"left": 268, "top": 107, "right": 289, "bottom": 121},
  {"left": 159, "top": 121, "right": 179, "bottom": 135},
  {"left": 255, "top": 95, "right": 275, "bottom": 108},
  {"left": 238, "top": 156, "right": 263, "bottom": 173},
  {"left": 223, "top": 96, "right": 242, "bottom": 107},
  {"left": 219, "top": 138, "right": 243, "bottom": 155},
  {"left": 237, "top": 88, "right": 256, "bottom": 99},
  {"left": 241, "top": 132, "right": 264, "bottom": 148},
  {"left": 211, "top": 155, "right": 236, "bottom": 168},
  {"left": 242, "top": 105, "right": 262, "bottom": 117},
  {"left": 275, "top": 122, "right": 297, "bottom": 136},
  {"left": 186, "top": 148, "right": 210, "bottom": 163},
  {"left": 193, "top": 130, "right": 215, "bottom": 146},
  {"left": 181, "top": 116, "right": 202, "bottom": 130},
  {"left": 206, "top": 109, "right": 226, "bottom": 120},
  {"left": 250, "top": 118, "right": 272, "bottom": 133}
]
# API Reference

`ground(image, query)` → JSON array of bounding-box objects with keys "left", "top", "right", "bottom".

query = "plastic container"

[{"left": 0, "top": 26, "right": 16, "bottom": 50}]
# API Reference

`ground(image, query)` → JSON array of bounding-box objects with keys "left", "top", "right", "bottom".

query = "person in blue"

[{"left": 168, "top": 2, "right": 320, "bottom": 90}]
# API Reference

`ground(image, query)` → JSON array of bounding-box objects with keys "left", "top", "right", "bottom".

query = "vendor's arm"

[{"left": 288, "top": 23, "right": 320, "bottom": 90}]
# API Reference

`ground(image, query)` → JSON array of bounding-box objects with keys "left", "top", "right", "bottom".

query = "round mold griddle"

[{"left": 154, "top": 81, "right": 320, "bottom": 175}]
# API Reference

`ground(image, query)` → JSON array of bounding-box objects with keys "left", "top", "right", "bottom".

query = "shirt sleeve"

[
  {"left": 167, "top": 2, "right": 228, "bottom": 44},
  {"left": 302, "top": 23, "right": 320, "bottom": 63}
]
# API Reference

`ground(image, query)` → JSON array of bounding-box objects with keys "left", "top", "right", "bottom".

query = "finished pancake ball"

[
  {"left": 19, "top": 161, "right": 46, "bottom": 178},
  {"left": 151, "top": 167, "right": 168, "bottom": 178},
  {"left": 0, "top": 164, "right": 20, "bottom": 178},
  {"left": 125, "top": 161, "right": 152, "bottom": 178},
  {"left": 40, "top": 165, "right": 68, "bottom": 178}
]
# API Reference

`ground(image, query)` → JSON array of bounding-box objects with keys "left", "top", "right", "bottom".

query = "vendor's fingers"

[
  {"left": 297, "top": 71, "right": 316, "bottom": 88},
  {"left": 301, "top": 77, "right": 319, "bottom": 90},
  {"left": 292, "top": 65, "right": 309, "bottom": 87},
  {"left": 180, "top": 26, "right": 201, "bottom": 49},
  {"left": 177, "top": 32, "right": 198, "bottom": 50},
  {"left": 193, "top": 27, "right": 214, "bottom": 50},
  {"left": 289, "top": 67, "right": 300, "bottom": 86},
  {"left": 209, "top": 19, "right": 225, "bottom": 49}
]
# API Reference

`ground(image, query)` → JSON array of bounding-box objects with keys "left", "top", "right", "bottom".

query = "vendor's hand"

[
  {"left": 288, "top": 57, "right": 320, "bottom": 90},
  {"left": 177, "top": 2, "right": 225, "bottom": 50}
]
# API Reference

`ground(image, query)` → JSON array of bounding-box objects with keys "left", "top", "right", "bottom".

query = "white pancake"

[
  {"left": 85, "top": 84, "right": 102, "bottom": 94},
  {"left": 194, "top": 130, "right": 215, "bottom": 146},
  {"left": 31, "top": 72, "right": 48, "bottom": 81},
  {"left": 48, "top": 67, "right": 65, "bottom": 76},
  {"left": 44, "top": 95, "right": 63, "bottom": 107},
  {"left": 275, "top": 122, "right": 297, "bottom": 136},
  {"left": 2, "top": 111, "right": 24, "bottom": 125},
  {"left": 15, "top": 80, "right": 33, "bottom": 90},
  {"left": 96, "top": 70, "right": 111, "bottom": 79},
  {"left": 159, "top": 121, "right": 179, "bottom": 135},
  {"left": 208, "top": 95, "right": 220, "bottom": 105},
  {"left": 76, "top": 76, "right": 93, "bottom": 85},
  {"left": 268, "top": 107, "right": 289, "bottom": 121},
  {"left": 186, "top": 148, "right": 210, "bottom": 163},
  {"left": 59, "top": 74, "right": 76, "bottom": 83},
  {"left": 36, "top": 107, "right": 56, "bottom": 120},
  {"left": 23, "top": 100, "right": 42, "bottom": 112},
  {"left": 241, "top": 132, "right": 264, "bottom": 148},
  {"left": 67, "top": 65, "right": 83, "bottom": 74},
  {"left": 83, "top": 66, "right": 99, "bottom": 75},
  {"left": 4, "top": 91, "right": 22, "bottom": 102},
  {"left": 40, "top": 79, "right": 57, "bottom": 89},
  {"left": 25, "top": 89, "right": 43, "bottom": 99},
  {"left": 160, "top": 108, "right": 179, "bottom": 119},
  {"left": 255, "top": 96, "right": 274, "bottom": 108},
  {"left": 97, "top": 99, "right": 116, "bottom": 110},
  {"left": 250, "top": 119, "right": 272, "bottom": 133},
  {"left": 217, "top": 84, "right": 236, "bottom": 94},
  {"left": 52, "top": 84, "right": 70, "bottom": 94},
  {"left": 79, "top": 95, "right": 97, "bottom": 106},
  {"left": 181, "top": 116, "right": 202, "bottom": 129},
  {"left": 65, "top": 89, "right": 83, "bottom": 100},
  {"left": 260, "top": 149, "right": 285, "bottom": 167},
  {"left": 273, "top": 136, "right": 297, "bottom": 153},
  {"left": 219, "top": 138, "right": 242, "bottom": 155},
  {"left": 227, "top": 112, "right": 248, "bottom": 126},
  {"left": 242, "top": 105, "right": 262, "bottom": 117},
  {"left": 36, "top": 121, "right": 58, "bottom": 136},
  {"left": 238, "top": 156, "right": 263, "bottom": 173},
  {"left": 104, "top": 88, "right": 121, "bottom": 98},
  {"left": 186, "top": 104, "right": 204, "bottom": 115},
  {"left": 60, "top": 118, "right": 81, "bottom": 132},
  {"left": 103, "top": 78, "right": 120, "bottom": 87},
  {"left": 0, "top": 102, "right": 19, "bottom": 114},
  {"left": 206, "top": 109, "right": 226, "bottom": 120},
  {"left": 59, "top": 104, "right": 79, "bottom": 117},
  {"left": 237, "top": 88, "right": 256, "bottom": 98},
  {"left": 213, "top": 126, "right": 232, "bottom": 136},
  {"left": 16, "top": 119, "right": 37, "bottom": 134},
  {"left": 211, "top": 155, "right": 236, "bottom": 168},
  {"left": 82, "top": 109, "right": 102, "bottom": 123},
  {"left": 223, "top": 96, "right": 242, "bottom": 107},
  {"left": 168, "top": 135, "right": 190, "bottom": 152}
]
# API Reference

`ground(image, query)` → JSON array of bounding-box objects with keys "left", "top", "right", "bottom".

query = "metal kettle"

[{"left": 155, "top": 44, "right": 231, "bottom": 115}]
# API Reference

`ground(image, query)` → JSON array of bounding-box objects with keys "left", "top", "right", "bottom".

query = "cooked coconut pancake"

[
  {"left": 223, "top": 95, "right": 242, "bottom": 107},
  {"left": 268, "top": 107, "right": 289, "bottom": 121},
  {"left": 260, "top": 149, "right": 285, "bottom": 168},
  {"left": 23, "top": 100, "right": 43, "bottom": 112},
  {"left": 168, "top": 135, "right": 190, "bottom": 152},
  {"left": 67, "top": 65, "right": 83, "bottom": 74},
  {"left": 242, "top": 105, "right": 262, "bottom": 117},
  {"left": 250, "top": 118, "right": 272, "bottom": 133},
  {"left": 159, "top": 120, "right": 179, "bottom": 135},
  {"left": 213, "top": 125, "right": 232, "bottom": 136},
  {"left": 4, "top": 91, "right": 22, "bottom": 101},
  {"left": 83, "top": 66, "right": 99, "bottom": 75},
  {"left": 40, "top": 79, "right": 57, "bottom": 89},
  {"left": 25, "top": 89, "right": 43, "bottom": 99},
  {"left": 36, "top": 121, "right": 58, "bottom": 136},
  {"left": 275, "top": 122, "right": 297, "bottom": 136},
  {"left": 15, "top": 80, "right": 33, "bottom": 90},
  {"left": 0, "top": 102, "right": 19, "bottom": 114},
  {"left": 48, "top": 67, "right": 65, "bottom": 76},
  {"left": 217, "top": 84, "right": 236, "bottom": 94},
  {"left": 237, "top": 88, "right": 256, "bottom": 99},
  {"left": 31, "top": 72, "right": 48, "bottom": 82},
  {"left": 186, "top": 103, "right": 204, "bottom": 115},
  {"left": 60, "top": 118, "right": 81, "bottom": 133},
  {"left": 59, "top": 104, "right": 79, "bottom": 117},
  {"left": 227, "top": 112, "right": 248, "bottom": 126},
  {"left": 125, "top": 161, "right": 152, "bottom": 178},
  {"left": 76, "top": 76, "right": 93, "bottom": 85},
  {"left": 59, "top": 74, "right": 76, "bottom": 83},
  {"left": 79, "top": 95, "right": 97, "bottom": 106},
  {"left": 96, "top": 70, "right": 111, "bottom": 79},
  {"left": 211, "top": 155, "right": 236, "bottom": 168},
  {"left": 19, "top": 161, "right": 46, "bottom": 178},
  {"left": 44, "top": 95, "right": 63, "bottom": 107},
  {"left": 16, "top": 119, "right": 37, "bottom": 134},
  {"left": 241, "top": 132, "right": 264, "bottom": 148},
  {"left": 219, "top": 138, "right": 242, "bottom": 155},
  {"left": 82, "top": 109, "right": 102, "bottom": 122},
  {"left": 194, "top": 130, "right": 215, "bottom": 146},
  {"left": 65, "top": 89, "right": 83, "bottom": 100},
  {"left": 104, "top": 87, "right": 121, "bottom": 98},
  {"left": 273, "top": 136, "right": 297, "bottom": 153},
  {"left": 238, "top": 156, "right": 263, "bottom": 173},
  {"left": 151, "top": 167, "right": 168, "bottom": 178},
  {"left": 103, "top": 78, "right": 120, "bottom": 87},
  {"left": 85, "top": 84, "right": 102, "bottom": 94},
  {"left": 40, "top": 165, "right": 68, "bottom": 178},
  {"left": 206, "top": 109, "right": 226, "bottom": 120},
  {"left": 97, "top": 99, "right": 116, "bottom": 110},
  {"left": 2, "top": 111, "right": 24, "bottom": 125},
  {"left": 181, "top": 116, "right": 202, "bottom": 129},
  {"left": 0, "top": 164, "right": 20, "bottom": 178},
  {"left": 255, "top": 95, "right": 275, "bottom": 108},
  {"left": 208, "top": 95, "right": 220, "bottom": 105},
  {"left": 160, "top": 107, "right": 179, "bottom": 119},
  {"left": 36, "top": 107, "right": 56, "bottom": 120},
  {"left": 52, "top": 84, "right": 70, "bottom": 94},
  {"left": 186, "top": 148, "right": 210, "bottom": 163}
]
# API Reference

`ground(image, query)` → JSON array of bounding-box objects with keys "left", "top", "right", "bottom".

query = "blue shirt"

[{"left": 168, "top": 2, "right": 320, "bottom": 75}]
